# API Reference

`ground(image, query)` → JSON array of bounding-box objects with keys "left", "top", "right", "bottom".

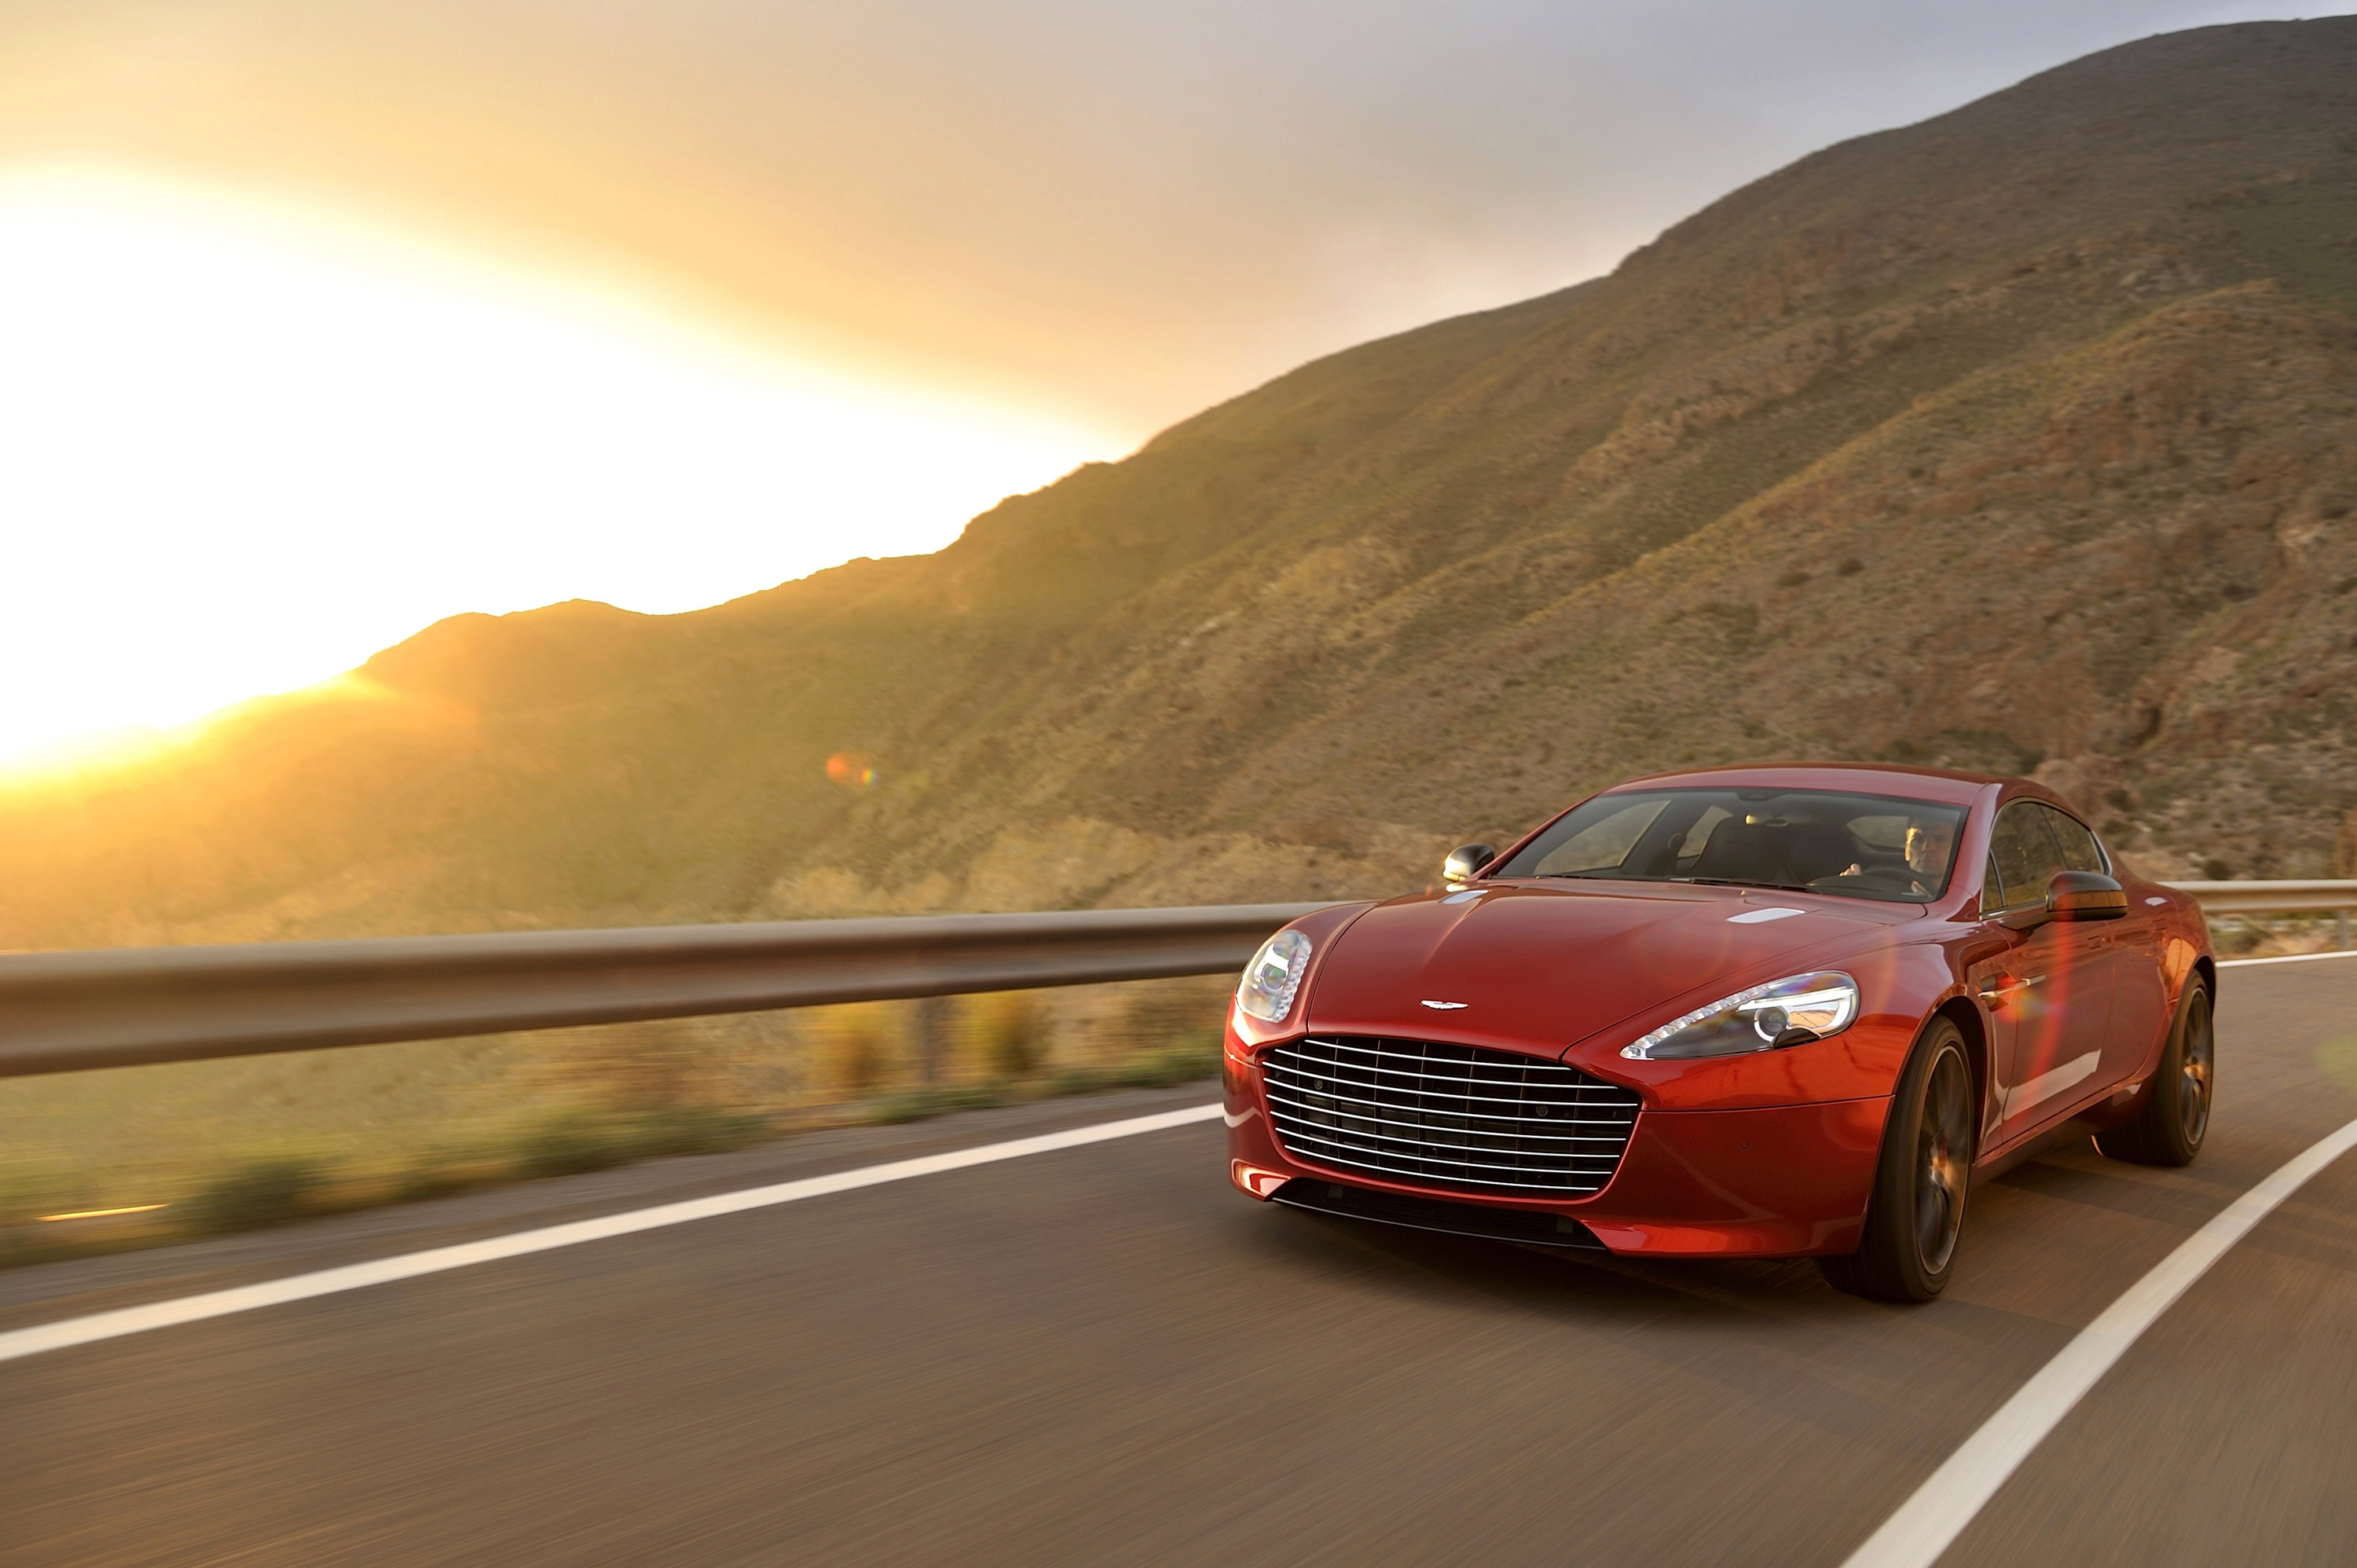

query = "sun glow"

[{"left": 0, "top": 169, "right": 1126, "bottom": 769}]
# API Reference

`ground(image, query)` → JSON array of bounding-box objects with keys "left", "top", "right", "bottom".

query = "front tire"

[
  {"left": 2095, "top": 978, "right": 2212, "bottom": 1167},
  {"left": 1819, "top": 1018, "right": 1975, "bottom": 1303}
]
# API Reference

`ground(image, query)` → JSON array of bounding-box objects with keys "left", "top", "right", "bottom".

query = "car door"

[
  {"left": 1970, "top": 800, "right": 2117, "bottom": 1141},
  {"left": 2046, "top": 806, "right": 2171, "bottom": 1086}
]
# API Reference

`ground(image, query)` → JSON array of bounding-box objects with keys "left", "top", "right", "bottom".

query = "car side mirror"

[
  {"left": 2047, "top": 870, "right": 2128, "bottom": 921},
  {"left": 1443, "top": 843, "right": 1497, "bottom": 884}
]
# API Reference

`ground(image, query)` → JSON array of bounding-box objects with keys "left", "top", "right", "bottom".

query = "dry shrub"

[
  {"left": 816, "top": 1004, "right": 900, "bottom": 1096},
  {"left": 1106, "top": 978, "right": 1228, "bottom": 1063},
  {"left": 969, "top": 992, "right": 1048, "bottom": 1081},
  {"left": 539, "top": 1017, "right": 734, "bottom": 1112},
  {"left": 0, "top": 1162, "right": 73, "bottom": 1230},
  {"left": 185, "top": 1152, "right": 328, "bottom": 1234}
]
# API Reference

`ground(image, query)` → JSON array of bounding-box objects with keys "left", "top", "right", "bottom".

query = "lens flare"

[
  {"left": 38, "top": 1203, "right": 168, "bottom": 1222},
  {"left": 0, "top": 167, "right": 1126, "bottom": 767},
  {"left": 825, "top": 753, "right": 878, "bottom": 788}
]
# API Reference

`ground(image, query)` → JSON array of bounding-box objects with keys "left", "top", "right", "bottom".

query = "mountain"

[{"left": 5, "top": 19, "right": 2356, "bottom": 951}]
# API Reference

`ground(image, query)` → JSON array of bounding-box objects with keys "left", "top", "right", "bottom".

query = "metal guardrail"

[
  {"left": 2166, "top": 879, "right": 2355, "bottom": 951},
  {"left": 0, "top": 903, "right": 1340, "bottom": 1079},
  {"left": 2162, "top": 880, "right": 2357, "bottom": 916},
  {"left": 1, "top": 881, "right": 2348, "bottom": 1080}
]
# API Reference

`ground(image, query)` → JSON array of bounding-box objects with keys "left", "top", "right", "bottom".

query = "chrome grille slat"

[
  {"left": 1263, "top": 1075, "right": 1631, "bottom": 1127},
  {"left": 1263, "top": 1087, "right": 1631, "bottom": 1142},
  {"left": 1271, "top": 1062, "right": 1604, "bottom": 1093},
  {"left": 1262, "top": 1035, "right": 1642, "bottom": 1196},
  {"left": 1273, "top": 1112, "right": 1622, "bottom": 1160},
  {"left": 1281, "top": 1041, "right": 1592, "bottom": 1075},
  {"left": 1271, "top": 1124, "right": 1624, "bottom": 1174},
  {"left": 1273, "top": 1056, "right": 1640, "bottom": 1108},
  {"left": 1282, "top": 1037, "right": 1599, "bottom": 1079}
]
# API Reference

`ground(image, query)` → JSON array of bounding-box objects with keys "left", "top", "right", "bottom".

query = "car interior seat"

[
  {"left": 1686, "top": 819, "right": 1782, "bottom": 884},
  {"left": 1783, "top": 823, "right": 1862, "bottom": 884}
]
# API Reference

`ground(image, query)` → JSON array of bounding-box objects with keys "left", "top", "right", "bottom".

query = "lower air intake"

[{"left": 1274, "top": 1180, "right": 1606, "bottom": 1251}]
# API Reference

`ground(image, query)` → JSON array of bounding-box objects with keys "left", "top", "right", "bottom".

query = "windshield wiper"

[
  {"left": 1678, "top": 877, "right": 1814, "bottom": 892},
  {"left": 1538, "top": 871, "right": 1816, "bottom": 892}
]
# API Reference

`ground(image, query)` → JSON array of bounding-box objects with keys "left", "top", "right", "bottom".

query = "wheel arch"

[
  {"left": 1859, "top": 1001, "right": 1982, "bottom": 1191},
  {"left": 1933, "top": 995, "right": 1990, "bottom": 1134}
]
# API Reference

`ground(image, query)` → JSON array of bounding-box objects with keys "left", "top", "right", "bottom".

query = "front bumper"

[{"left": 1225, "top": 1048, "right": 1887, "bottom": 1258}]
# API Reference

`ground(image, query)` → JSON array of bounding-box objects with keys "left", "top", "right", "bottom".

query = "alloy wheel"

[
  {"left": 1914, "top": 1046, "right": 1971, "bottom": 1274},
  {"left": 2179, "top": 988, "right": 2214, "bottom": 1146}
]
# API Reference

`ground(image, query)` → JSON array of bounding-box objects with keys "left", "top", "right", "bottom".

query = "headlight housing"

[
  {"left": 1237, "top": 929, "right": 1313, "bottom": 1024},
  {"left": 1620, "top": 972, "right": 1859, "bottom": 1061}
]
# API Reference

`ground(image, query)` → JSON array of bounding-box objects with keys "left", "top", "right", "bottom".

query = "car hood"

[{"left": 1299, "top": 881, "right": 1910, "bottom": 1058}]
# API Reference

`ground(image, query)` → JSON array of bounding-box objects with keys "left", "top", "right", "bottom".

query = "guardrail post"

[
  {"left": 915, "top": 995, "right": 953, "bottom": 1086},
  {"left": 2338, "top": 910, "right": 2350, "bottom": 952}
]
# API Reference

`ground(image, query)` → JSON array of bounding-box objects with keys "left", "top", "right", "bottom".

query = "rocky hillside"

[{"left": 6, "top": 19, "right": 2356, "bottom": 950}]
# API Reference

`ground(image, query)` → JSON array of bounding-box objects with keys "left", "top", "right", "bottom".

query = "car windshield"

[{"left": 1492, "top": 786, "right": 1968, "bottom": 903}]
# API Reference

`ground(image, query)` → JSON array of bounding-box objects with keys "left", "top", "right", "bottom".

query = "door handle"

[{"left": 1977, "top": 974, "right": 2045, "bottom": 1002}]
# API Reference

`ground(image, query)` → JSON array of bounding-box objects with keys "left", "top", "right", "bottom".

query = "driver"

[
  {"left": 1904, "top": 819, "right": 1956, "bottom": 893},
  {"left": 1832, "top": 817, "right": 1956, "bottom": 892}
]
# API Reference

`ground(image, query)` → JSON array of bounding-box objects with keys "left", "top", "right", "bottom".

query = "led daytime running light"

[
  {"left": 1237, "top": 929, "right": 1313, "bottom": 1024},
  {"left": 1621, "top": 971, "right": 1859, "bottom": 1060}
]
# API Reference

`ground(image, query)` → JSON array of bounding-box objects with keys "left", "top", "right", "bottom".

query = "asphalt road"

[{"left": 5, "top": 958, "right": 2354, "bottom": 1567}]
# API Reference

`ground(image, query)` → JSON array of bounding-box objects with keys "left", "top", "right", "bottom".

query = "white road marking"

[
  {"left": 2220, "top": 948, "right": 2357, "bottom": 969},
  {"left": 0, "top": 1102, "right": 1224, "bottom": 1367},
  {"left": 1838, "top": 1112, "right": 2357, "bottom": 1568}
]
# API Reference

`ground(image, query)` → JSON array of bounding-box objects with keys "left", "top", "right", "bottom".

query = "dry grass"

[
  {"left": 2205, "top": 913, "right": 2355, "bottom": 959},
  {"left": 0, "top": 976, "right": 1229, "bottom": 1269}
]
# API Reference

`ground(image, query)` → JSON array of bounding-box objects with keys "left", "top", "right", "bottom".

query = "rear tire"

[
  {"left": 1819, "top": 1018, "right": 1975, "bottom": 1303},
  {"left": 2095, "top": 979, "right": 2212, "bottom": 1167}
]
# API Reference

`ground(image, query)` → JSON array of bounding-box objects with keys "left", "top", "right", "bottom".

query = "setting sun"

[{"left": 0, "top": 169, "right": 1125, "bottom": 768}]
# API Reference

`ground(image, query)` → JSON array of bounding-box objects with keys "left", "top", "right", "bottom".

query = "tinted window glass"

[
  {"left": 1677, "top": 805, "right": 1736, "bottom": 866},
  {"left": 2039, "top": 806, "right": 2106, "bottom": 874},
  {"left": 1530, "top": 798, "right": 1670, "bottom": 877},
  {"left": 1987, "top": 802, "right": 2066, "bottom": 910},
  {"left": 1981, "top": 853, "right": 2005, "bottom": 913},
  {"left": 1497, "top": 787, "right": 1967, "bottom": 903}
]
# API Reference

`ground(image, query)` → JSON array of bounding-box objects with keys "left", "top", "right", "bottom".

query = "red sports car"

[{"left": 1225, "top": 764, "right": 2215, "bottom": 1301}]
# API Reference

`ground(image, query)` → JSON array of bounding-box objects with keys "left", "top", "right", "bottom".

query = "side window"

[
  {"left": 1981, "top": 853, "right": 2006, "bottom": 913},
  {"left": 2037, "top": 806, "right": 2106, "bottom": 874},
  {"left": 1986, "top": 802, "right": 2066, "bottom": 911}
]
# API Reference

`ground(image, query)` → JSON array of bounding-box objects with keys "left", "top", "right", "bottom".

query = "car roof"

[{"left": 1597, "top": 761, "right": 2021, "bottom": 809}]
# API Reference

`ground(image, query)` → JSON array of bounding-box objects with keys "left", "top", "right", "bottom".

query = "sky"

[{"left": 0, "top": 0, "right": 2344, "bottom": 766}]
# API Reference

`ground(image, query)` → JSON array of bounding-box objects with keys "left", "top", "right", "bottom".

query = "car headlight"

[
  {"left": 1237, "top": 929, "right": 1313, "bottom": 1024},
  {"left": 1620, "top": 972, "right": 1859, "bottom": 1060}
]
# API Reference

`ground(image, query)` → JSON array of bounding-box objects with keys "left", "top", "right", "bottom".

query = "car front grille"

[{"left": 1260, "top": 1035, "right": 1641, "bottom": 1197}]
